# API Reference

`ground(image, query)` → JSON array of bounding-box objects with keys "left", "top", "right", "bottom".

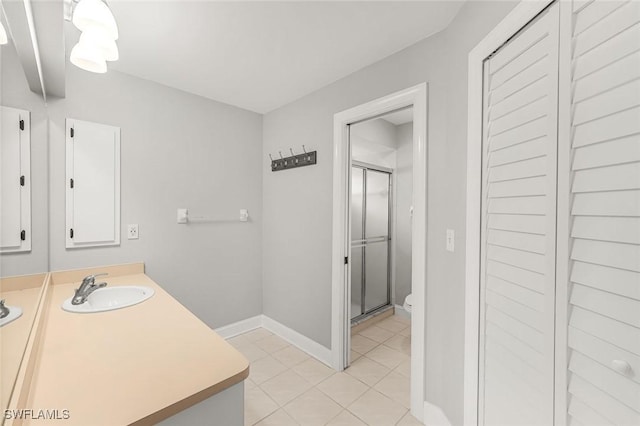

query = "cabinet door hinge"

[
  {"left": 20, "top": 176, "right": 25, "bottom": 186},
  {"left": 70, "top": 228, "right": 74, "bottom": 239},
  {"left": 19, "top": 120, "right": 24, "bottom": 131},
  {"left": 20, "top": 230, "right": 26, "bottom": 241}
]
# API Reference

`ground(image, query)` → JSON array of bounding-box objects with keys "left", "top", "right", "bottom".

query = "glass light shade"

[
  {"left": 0, "top": 22, "right": 7, "bottom": 45},
  {"left": 70, "top": 41, "right": 107, "bottom": 73},
  {"left": 72, "top": 0, "right": 118, "bottom": 40},
  {"left": 80, "top": 28, "right": 119, "bottom": 61}
]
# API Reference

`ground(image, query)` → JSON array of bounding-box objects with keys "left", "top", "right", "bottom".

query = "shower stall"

[{"left": 350, "top": 162, "right": 392, "bottom": 322}]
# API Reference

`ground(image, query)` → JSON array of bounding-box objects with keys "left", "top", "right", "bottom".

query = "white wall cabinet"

[
  {"left": 0, "top": 106, "right": 31, "bottom": 253},
  {"left": 65, "top": 119, "right": 120, "bottom": 249},
  {"left": 477, "top": 1, "right": 640, "bottom": 425}
]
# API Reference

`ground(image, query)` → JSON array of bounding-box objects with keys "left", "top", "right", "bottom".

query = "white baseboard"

[
  {"left": 394, "top": 304, "right": 411, "bottom": 320},
  {"left": 262, "top": 315, "right": 333, "bottom": 367},
  {"left": 215, "top": 315, "right": 263, "bottom": 339},
  {"left": 424, "top": 401, "right": 451, "bottom": 426},
  {"left": 215, "top": 315, "right": 333, "bottom": 368}
]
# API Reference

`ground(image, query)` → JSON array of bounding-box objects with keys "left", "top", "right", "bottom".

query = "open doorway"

[
  {"left": 349, "top": 108, "right": 413, "bottom": 329},
  {"left": 331, "top": 84, "right": 427, "bottom": 422}
]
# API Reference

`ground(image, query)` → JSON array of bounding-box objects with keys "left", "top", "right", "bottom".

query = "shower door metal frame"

[{"left": 351, "top": 161, "right": 393, "bottom": 322}]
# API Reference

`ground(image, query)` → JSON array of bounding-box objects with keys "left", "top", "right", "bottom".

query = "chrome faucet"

[
  {"left": 72, "top": 273, "right": 108, "bottom": 305},
  {"left": 0, "top": 300, "right": 9, "bottom": 319}
]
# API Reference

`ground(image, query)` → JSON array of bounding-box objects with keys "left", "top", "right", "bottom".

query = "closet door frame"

[{"left": 464, "top": 1, "right": 568, "bottom": 425}]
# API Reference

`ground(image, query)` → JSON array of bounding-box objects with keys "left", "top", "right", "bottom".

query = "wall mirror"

[{"left": 0, "top": 31, "right": 50, "bottom": 414}]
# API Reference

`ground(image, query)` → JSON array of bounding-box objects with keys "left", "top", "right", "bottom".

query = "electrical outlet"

[{"left": 127, "top": 224, "right": 139, "bottom": 240}]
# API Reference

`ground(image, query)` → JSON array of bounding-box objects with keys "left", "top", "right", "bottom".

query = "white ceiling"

[
  {"left": 66, "top": 1, "right": 464, "bottom": 114},
  {"left": 381, "top": 107, "right": 414, "bottom": 125}
]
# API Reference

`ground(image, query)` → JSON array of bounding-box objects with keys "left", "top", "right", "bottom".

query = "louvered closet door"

[
  {"left": 565, "top": 1, "right": 640, "bottom": 425},
  {"left": 479, "top": 3, "right": 559, "bottom": 425}
]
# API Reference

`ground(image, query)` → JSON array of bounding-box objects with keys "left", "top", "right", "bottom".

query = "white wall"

[
  {"left": 262, "top": 2, "right": 517, "bottom": 424},
  {"left": 0, "top": 45, "right": 49, "bottom": 277},
  {"left": 395, "top": 122, "right": 412, "bottom": 305},
  {"left": 46, "top": 66, "right": 264, "bottom": 329}
]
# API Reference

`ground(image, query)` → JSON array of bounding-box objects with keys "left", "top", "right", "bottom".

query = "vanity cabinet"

[{"left": 65, "top": 119, "right": 121, "bottom": 249}]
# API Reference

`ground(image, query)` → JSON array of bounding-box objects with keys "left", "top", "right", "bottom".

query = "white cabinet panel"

[
  {"left": 66, "top": 119, "right": 120, "bottom": 248},
  {"left": 0, "top": 106, "right": 31, "bottom": 253}
]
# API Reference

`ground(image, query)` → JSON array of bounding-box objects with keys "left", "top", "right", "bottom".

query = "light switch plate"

[
  {"left": 446, "top": 229, "right": 455, "bottom": 252},
  {"left": 127, "top": 224, "right": 139, "bottom": 240}
]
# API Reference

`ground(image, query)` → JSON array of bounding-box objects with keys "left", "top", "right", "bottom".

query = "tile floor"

[{"left": 227, "top": 314, "right": 421, "bottom": 426}]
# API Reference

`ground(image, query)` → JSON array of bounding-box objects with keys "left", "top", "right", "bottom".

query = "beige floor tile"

[
  {"left": 228, "top": 334, "right": 250, "bottom": 348},
  {"left": 366, "top": 345, "right": 409, "bottom": 369},
  {"left": 250, "top": 356, "right": 288, "bottom": 384},
  {"left": 244, "top": 328, "right": 274, "bottom": 342},
  {"left": 244, "top": 387, "right": 278, "bottom": 426},
  {"left": 245, "top": 378, "right": 257, "bottom": 390},
  {"left": 254, "top": 334, "right": 290, "bottom": 354},
  {"left": 271, "top": 345, "right": 310, "bottom": 368},
  {"left": 350, "top": 350, "right": 362, "bottom": 362},
  {"left": 384, "top": 334, "right": 411, "bottom": 356},
  {"left": 351, "top": 334, "right": 379, "bottom": 354},
  {"left": 326, "top": 410, "right": 367, "bottom": 426},
  {"left": 345, "top": 356, "right": 391, "bottom": 386},
  {"left": 292, "top": 357, "right": 335, "bottom": 385},
  {"left": 399, "top": 327, "right": 411, "bottom": 337},
  {"left": 316, "top": 372, "right": 369, "bottom": 407},
  {"left": 284, "top": 388, "right": 342, "bottom": 426},
  {"left": 260, "top": 370, "right": 312, "bottom": 406},
  {"left": 254, "top": 408, "right": 299, "bottom": 426},
  {"left": 236, "top": 341, "right": 270, "bottom": 363},
  {"left": 376, "top": 317, "right": 409, "bottom": 333},
  {"left": 373, "top": 370, "right": 410, "bottom": 408},
  {"left": 347, "top": 389, "right": 407, "bottom": 426},
  {"left": 392, "top": 315, "right": 411, "bottom": 325},
  {"left": 397, "top": 411, "right": 424, "bottom": 425},
  {"left": 394, "top": 359, "right": 411, "bottom": 378},
  {"left": 358, "top": 325, "right": 394, "bottom": 343}
]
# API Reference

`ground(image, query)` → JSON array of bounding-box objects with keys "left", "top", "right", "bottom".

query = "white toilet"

[{"left": 403, "top": 293, "right": 413, "bottom": 314}]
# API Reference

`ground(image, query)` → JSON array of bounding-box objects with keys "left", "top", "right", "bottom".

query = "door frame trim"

[
  {"left": 331, "top": 83, "right": 427, "bottom": 421},
  {"left": 464, "top": 1, "right": 556, "bottom": 425}
]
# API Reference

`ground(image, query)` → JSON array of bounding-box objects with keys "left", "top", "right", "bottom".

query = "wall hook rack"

[{"left": 270, "top": 146, "right": 317, "bottom": 172}]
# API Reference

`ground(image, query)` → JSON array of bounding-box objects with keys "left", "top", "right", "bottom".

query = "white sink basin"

[
  {"left": 62, "top": 286, "right": 154, "bottom": 313},
  {"left": 0, "top": 306, "right": 23, "bottom": 327}
]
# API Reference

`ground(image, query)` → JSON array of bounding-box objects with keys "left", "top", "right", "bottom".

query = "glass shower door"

[{"left": 351, "top": 164, "right": 391, "bottom": 321}]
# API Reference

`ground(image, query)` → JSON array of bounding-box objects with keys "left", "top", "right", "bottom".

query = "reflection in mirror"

[
  {"left": 0, "top": 29, "right": 49, "bottom": 416},
  {"left": 1, "top": 105, "right": 31, "bottom": 254},
  {"left": 0, "top": 274, "right": 46, "bottom": 410}
]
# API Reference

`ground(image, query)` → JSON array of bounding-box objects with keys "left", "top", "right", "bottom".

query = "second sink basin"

[
  {"left": 0, "top": 306, "right": 23, "bottom": 327},
  {"left": 62, "top": 286, "right": 155, "bottom": 313}
]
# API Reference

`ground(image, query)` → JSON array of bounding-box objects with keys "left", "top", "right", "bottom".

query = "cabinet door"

[
  {"left": 563, "top": 1, "right": 640, "bottom": 424},
  {"left": 66, "top": 119, "right": 120, "bottom": 248},
  {"left": 0, "top": 106, "right": 31, "bottom": 253},
  {"left": 479, "top": 3, "right": 560, "bottom": 425}
]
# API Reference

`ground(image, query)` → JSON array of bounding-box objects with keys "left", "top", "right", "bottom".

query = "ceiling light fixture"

[
  {"left": 79, "top": 27, "right": 118, "bottom": 61},
  {"left": 0, "top": 21, "right": 8, "bottom": 45},
  {"left": 72, "top": 0, "right": 118, "bottom": 40},
  {"left": 69, "top": 0, "right": 119, "bottom": 73},
  {"left": 70, "top": 40, "right": 107, "bottom": 73}
]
